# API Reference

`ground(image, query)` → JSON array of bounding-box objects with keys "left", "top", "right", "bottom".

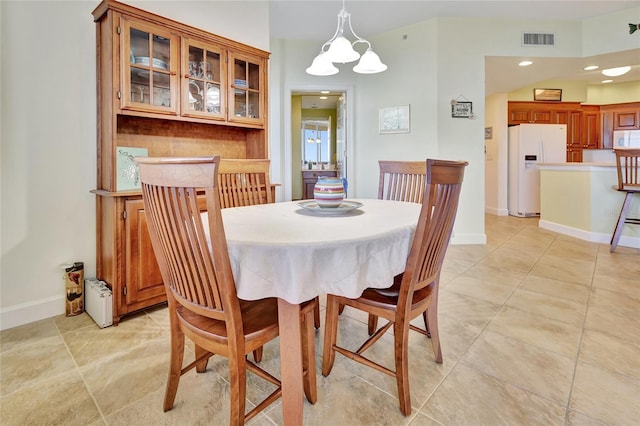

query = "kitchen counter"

[{"left": 538, "top": 162, "right": 639, "bottom": 248}]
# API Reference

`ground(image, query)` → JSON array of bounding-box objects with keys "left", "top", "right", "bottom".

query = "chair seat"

[
  {"left": 178, "top": 298, "right": 318, "bottom": 351},
  {"left": 177, "top": 299, "right": 279, "bottom": 347},
  {"left": 343, "top": 284, "right": 434, "bottom": 320}
]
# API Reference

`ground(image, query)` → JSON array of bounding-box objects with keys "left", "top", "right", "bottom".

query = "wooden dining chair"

[
  {"left": 322, "top": 159, "right": 468, "bottom": 416},
  {"left": 610, "top": 148, "right": 640, "bottom": 252},
  {"left": 218, "top": 158, "right": 322, "bottom": 330},
  {"left": 366, "top": 160, "right": 428, "bottom": 334},
  {"left": 136, "top": 156, "right": 317, "bottom": 425},
  {"left": 218, "top": 158, "right": 273, "bottom": 208}
]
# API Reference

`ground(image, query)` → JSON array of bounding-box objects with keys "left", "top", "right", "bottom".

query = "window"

[{"left": 302, "top": 119, "right": 331, "bottom": 164}]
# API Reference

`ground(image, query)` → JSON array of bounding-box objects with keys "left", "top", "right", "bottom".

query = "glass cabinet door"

[
  {"left": 182, "top": 39, "right": 225, "bottom": 119},
  {"left": 228, "top": 52, "right": 264, "bottom": 124},
  {"left": 121, "top": 17, "right": 178, "bottom": 115}
]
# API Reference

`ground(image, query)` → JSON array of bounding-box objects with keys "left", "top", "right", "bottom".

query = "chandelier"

[{"left": 306, "top": 0, "right": 387, "bottom": 76}]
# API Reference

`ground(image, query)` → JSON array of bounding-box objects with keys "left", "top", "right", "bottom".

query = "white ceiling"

[{"left": 271, "top": 0, "right": 640, "bottom": 96}]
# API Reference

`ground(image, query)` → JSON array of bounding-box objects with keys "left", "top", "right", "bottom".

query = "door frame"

[{"left": 283, "top": 84, "right": 355, "bottom": 201}]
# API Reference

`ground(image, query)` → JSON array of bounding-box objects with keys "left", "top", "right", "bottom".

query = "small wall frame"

[
  {"left": 451, "top": 101, "right": 473, "bottom": 118},
  {"left": 379, "top": 105, "right": 410, "bottom": 134},
  {"left": 533, "top": 88, "right": 562, "bottom": 101}
]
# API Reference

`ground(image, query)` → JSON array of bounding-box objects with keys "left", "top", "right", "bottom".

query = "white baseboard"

[
  {"left": 485, "top": 206, "right": 509, "bottom": 216},
  {"left": 539, "top": 220, "right": 640, "bottom": 248},
  {"left": 0, "top": 296, "right": 65, "bottom": 331}
]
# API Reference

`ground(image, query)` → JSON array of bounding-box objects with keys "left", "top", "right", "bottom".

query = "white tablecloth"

[{"left": 209, "top": 199, "right": 420, "bottom": 304}]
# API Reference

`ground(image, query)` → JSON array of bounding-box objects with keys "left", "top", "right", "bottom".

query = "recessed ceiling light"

[
  {"left": 601, "top": 79, "right": 613, "bottom": 84},
  {"left": 320, "top": 90, "right": 330, "bottom": 94},
  {"left": 319, "top": 96, "right": 328, "bottom": 100},
  {"left": 602, "top": 66, "right": 631, "bottom": 77},
  {"left": 518, "top": 60, "right": 533, "bottom": 67},
  {"left": 583, "top": 65, "right": 599, "bottom": 71}
]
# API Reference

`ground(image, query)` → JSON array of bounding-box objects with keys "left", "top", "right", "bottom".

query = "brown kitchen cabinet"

[
  {"left": 582, "top": 106, "right": 600, "bottom": 149},
  {"left": 553, "top": 109, "right": 582, "bottom": 161},
  {"left": 509, "top": 101, "right": 640, "bottom": 161},
  {"left": 508, "top": 101, "right": 582, "bottom": 125},
  {"left": 509, "top": 106, "right": 553, "bottom": 124},
  {"left": 92, "top": 0, "right": 270, "bottom": 324},
  {"left": 601, "top": 110, "right": 614, "bottom": 149},
  {"left": 600, "top": 102, "right": 640, "bottom": 147},
  {"left": 508, "top": 101, "right": 607, "bottom": 162},
  {"left": 302, "top": 170, "right": 338, "bottom": 200},
  {"left": 613, "top": 109, "right": 639, "bottom": 129}
]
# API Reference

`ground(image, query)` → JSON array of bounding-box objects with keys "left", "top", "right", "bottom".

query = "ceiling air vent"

[{"left": 521, "top": 32, "right": 556, "bottom": 46}]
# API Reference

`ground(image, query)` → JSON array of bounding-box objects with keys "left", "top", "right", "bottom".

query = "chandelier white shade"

[
  {"left": 306, "top": 0, "right": 387, "bottom": 76},
  {"left": 353, "top": 49, "right": 388, "bottom": 74},
  {"left": 325, "top": 35, "right": 360, "bottom": 63},
  {"left": 305, "top": 51, "right": 339, "bottom": 76}
]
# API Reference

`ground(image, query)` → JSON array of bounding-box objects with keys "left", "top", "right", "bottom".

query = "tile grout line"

[
  {"left": 414, "top": 221, "right": 529, "bottom": 419},
  {"left": 53, "top": 318, "right": 109, "bottom": 425},
  {"left": 562, "top": 242, "right": 616, "bottom": 426}
]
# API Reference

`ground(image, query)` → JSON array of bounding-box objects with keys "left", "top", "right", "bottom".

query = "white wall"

[
  {"left": 0, "top": 0, "right": 269, "bottom": 330},
  {"left": 587, "top": 81, "right": 640, "bottom": 105},
  {"left": 352, "top": 21, "right": 440, "bottom": 198},
  {"left": 485, "top": 93, "right": 509, "bottom": 216}
]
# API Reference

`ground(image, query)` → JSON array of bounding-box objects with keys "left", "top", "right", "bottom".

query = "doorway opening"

[{"left": 285, "top": 86, "right": 353, "bottom": 201}]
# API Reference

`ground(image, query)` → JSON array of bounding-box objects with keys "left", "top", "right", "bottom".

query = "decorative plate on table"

[{"left": 297, "top": 200, "right": 363, "bottom": 215}]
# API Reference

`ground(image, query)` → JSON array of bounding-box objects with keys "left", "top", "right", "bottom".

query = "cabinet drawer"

[{"left": 614, "top": 110, "right": 639, "bottom": 129}]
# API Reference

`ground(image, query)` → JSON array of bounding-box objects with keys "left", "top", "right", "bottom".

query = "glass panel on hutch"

[
  {"left": 183, "top": 39, "right": 225, "bottom": 119},
  {"left": 122, "top": 17, "right": 177, "bottom": 115},
  {"left": 229, "top": 53, "right": 264, "bottom": 124}
]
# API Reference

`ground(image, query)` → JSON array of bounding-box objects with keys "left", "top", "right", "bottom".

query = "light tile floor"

[{"left": 1, "top": 215, "right": 639, "bottom": 425}]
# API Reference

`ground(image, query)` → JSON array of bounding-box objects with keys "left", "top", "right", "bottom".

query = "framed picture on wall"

[
  {"left": 379, "top": 105, "right": 410, "bottom": 134},
  {"left": 533, "top": 88, "right": 562, "bottom": 101},
  {"left": 451, "top": 101, "right": 473, "bottom": 118}
]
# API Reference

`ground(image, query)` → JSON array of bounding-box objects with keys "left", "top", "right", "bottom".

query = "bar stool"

[{"left": 610, "top": 148, "right": 640, "bottom": 252}]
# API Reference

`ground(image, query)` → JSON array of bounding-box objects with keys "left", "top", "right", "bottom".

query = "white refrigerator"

[{"left": 508, "top": 123, "right": 566, "bottom": 217}]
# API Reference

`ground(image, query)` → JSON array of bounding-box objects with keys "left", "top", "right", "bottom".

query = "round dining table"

[{"left": 210, "top": 198, "right": 421, "bottom": 425}]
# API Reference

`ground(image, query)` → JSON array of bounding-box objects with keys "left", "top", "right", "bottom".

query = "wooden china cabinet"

[{"left": 91, "top": 0, "right": 269, "bottom": 324}]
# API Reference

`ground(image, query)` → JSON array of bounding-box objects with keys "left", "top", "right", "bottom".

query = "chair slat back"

[
  {"left": 614, "top": 148, "right": 640, "bottom": 190},
  {"left": 402, "top": 159, "right": 468, "bottom": 294},
  {"left": 218, "top": 159, "right": 273, "bottom": 208},
  {"left": 378, "top": 161, "right": 427, "bottom": 203},
  {"left": 136, "top": 156, "right": 239, "bottom": 322}
]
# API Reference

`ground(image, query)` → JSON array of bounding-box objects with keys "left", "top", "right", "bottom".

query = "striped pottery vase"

[{"left": 314, "top": 176, "right": 346, "bottom": 208}]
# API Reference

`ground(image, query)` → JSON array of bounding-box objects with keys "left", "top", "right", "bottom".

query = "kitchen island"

[{"left": 538, "top": 162, "right": 640, "bottom": 249}]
